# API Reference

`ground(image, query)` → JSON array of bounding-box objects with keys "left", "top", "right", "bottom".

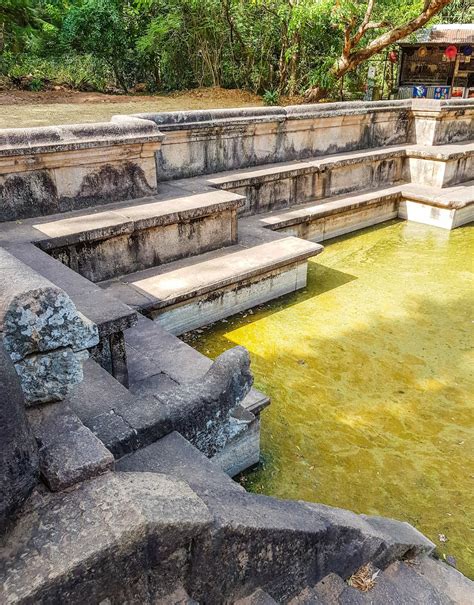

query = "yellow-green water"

[{"left": 183, "top": 220, "right": 474, "bottom": 577}]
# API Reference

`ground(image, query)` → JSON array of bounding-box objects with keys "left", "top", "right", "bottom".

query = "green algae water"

[{"left": 183, "top": 220, "right": 474, "bottom": 577}]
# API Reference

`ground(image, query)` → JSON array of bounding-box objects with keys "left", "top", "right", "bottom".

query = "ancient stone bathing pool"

[{"left": 183, "top": 219, "right": 474, "bottom": 578}]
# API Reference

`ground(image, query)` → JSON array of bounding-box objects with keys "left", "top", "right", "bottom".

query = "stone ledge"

[
  {"left": 34, "top": 188, "right": 245, "bottom": 249},
  {"left": 401, "top": 181, "right": 474, "bottom": 209},
  {"left": 206, "top": 145, "right": 408, "bottom": 189},
  {"left": 1, "top": 243, "right": 137, "bottom": 339},
  {"left": 0, "top": 118, "right": 164, "bottom": 158},
  {"left": 257, "top": 186, "right": 402, "bottom": 230},
  {"left": 101, "top": 238, "right": 322, "bottom": 311}
]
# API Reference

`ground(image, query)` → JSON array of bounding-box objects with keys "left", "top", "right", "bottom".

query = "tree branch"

[
  {"left": 352, "top": 0, "right": 376, "bottom": 45},
  {"left": 335, "top": 0, "right": 452, "bottom": 77}
]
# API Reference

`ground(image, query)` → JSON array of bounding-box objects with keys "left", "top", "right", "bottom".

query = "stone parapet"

[
  {"left": 0, "top": 118, "right": 164, "bottom": 221},
  {"left": 126, "top": 101, "right": 412, "bottom": 180},
  {"left": 410, "top": 98, "right": 474, "bottom": 146},
  {"left": 122, "top": 99, "right": 473, "bottom": 181}
]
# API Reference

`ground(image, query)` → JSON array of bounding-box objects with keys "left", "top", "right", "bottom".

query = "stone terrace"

[{"left": 0, "top": 99, "right": 473, "bottom": 604}]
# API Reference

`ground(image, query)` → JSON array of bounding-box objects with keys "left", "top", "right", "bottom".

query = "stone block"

[
  {"left": 14, "top": 348, "right": 88, "bottom": 405},
  {"left": 0, "top": 472, "right": 211, "bottom": 604},
  {"left": 27, "top": 403, "right": 114, "bottom": 491},
  {"left": 0, "top": 248, "right": 98, "bottom": 362}
]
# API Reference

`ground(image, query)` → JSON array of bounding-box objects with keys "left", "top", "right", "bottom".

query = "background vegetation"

[{"left": 0, "top": 0, "right": 472, "bottom": 100}]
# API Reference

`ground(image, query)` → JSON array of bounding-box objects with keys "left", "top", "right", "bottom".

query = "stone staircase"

[
  {"left": 286, "top": 557, "right": 474, "bottom": 604},
  {"left": 114, "top": 432, "right": 473, "bottom": 604}
]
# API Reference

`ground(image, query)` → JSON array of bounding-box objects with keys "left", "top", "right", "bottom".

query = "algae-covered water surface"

[{"left": 183, "top": 220, "right": 474, "bottom": 577}]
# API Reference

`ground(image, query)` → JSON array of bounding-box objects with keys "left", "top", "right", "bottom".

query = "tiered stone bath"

[{"left": 0, "top": 99, "right": 473, "bottom": 603}]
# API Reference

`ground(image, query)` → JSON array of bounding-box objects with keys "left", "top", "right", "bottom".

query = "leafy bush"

[{"left": 262, "top": 90, "right": 280, "bottom": 106}]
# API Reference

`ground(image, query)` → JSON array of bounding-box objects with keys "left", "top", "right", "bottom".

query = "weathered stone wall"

[
  {"left": 0, "top": 100, "right": 470, "bottom": 224},
  {"left": 122, "top": 99, "right": 472, "bottom": 181},
  {"left": 126, "top": 101, "right": 412, "bottom": 180},
  {"left": 410, "top": 99, "right": 474, "bottom": 146},
  {"left": 0, "top": 119, "right": 164, "bottom": 222}
]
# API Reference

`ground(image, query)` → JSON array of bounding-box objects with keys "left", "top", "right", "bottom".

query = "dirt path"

[{"left": 0, "top": 88, "right": 273, "bottom": 129}]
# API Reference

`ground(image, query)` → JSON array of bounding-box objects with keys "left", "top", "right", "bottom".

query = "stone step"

[
  {"left": 400, "top": 181, "right": 474, "bottom": 209},
  {"left": 67, "top": 339, "right": 261, "bottom": 476},
  {"left": 124, "top": 314, "right": 267, "bottom": 476},
  {"left": 296, "top": 557, "right": 470, "bottom": 605},
  {"left": 203, "top": 142, "right": 473, "bottom": 215},
  {"left": 253, "top": 185, "right": 401, "bottom": 242},
  {"left": 116, "top": 431, "right": 246, "bottom": 498},
  {"left": 410, "top": 556, "right": 474, "bottom": 605},
  {"left": 406, "top": 142, "right": 474, "bottom": 188},
  {"left": 399, "top": 181, "right": 474, "bottom": 229},
  {"left": 372, "top": 560, "right": 455, "bottom": 604},
  {"left": 101, "top": 237, "right": 322, "bottom": 334},
  {"left": 32, "top": 187, "right": 245, "bottom": 282},
  {"left": 125, "top": 314, "right": 269, "bottom": 416},
  {"left": 250, "top": 179, "right": 474, "bottom": 241},
  {"left": 206, "top": 145, "right": 407, "bottom": 216}
]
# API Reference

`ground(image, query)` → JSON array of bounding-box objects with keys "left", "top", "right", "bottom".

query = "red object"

[
  {"left": 445, "top": 45, "right": 458, "bottom": 60},
  {"left": 388, "top": 51, "right": 398, "bottom": 64}
]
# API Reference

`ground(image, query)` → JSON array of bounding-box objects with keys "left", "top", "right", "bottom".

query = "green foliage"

[
  {"left": 0, "top": 0, "right": 459, "bottom": 98},
  {"left": 262, "top": 89, "right": 280, "bottom": 106}
]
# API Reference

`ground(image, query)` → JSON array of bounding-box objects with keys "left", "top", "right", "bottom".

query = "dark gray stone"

[
  {"left": 0, "top": 345, "right": 39, "bottom": 534},
  {"left": 117, "top": 345, "right": 253, "bottom": 457},
  {"left": 119, "top": 433, "right": 435, "bottom": 604},
  {"left": 64, "top": 358, "right": 139, "bottom": 457},
  {"left": 27, "top": 403, "right": 114, "bottom": 491},
  {"left": 412, "top": 555, "right": 474, "bottom": 604},
  {"left": 0, "top": 472, "right": 211, "bottom": 605},
  {"left": 377, "top": 561, "right": 455, "bottom": 605},
  {"left": 116, "top": 431, "right": 245, "bottom": 498}
]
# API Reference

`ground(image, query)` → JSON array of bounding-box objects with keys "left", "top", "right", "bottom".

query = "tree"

[
  {"left": 62, "top": 0, "right": 137, "bottom": 93},
  {"left": 0, "top": 0, "right": 38, "bottom": 53},
  {"left": 304, "top": 0, "right": 453, "bottom": 102}
]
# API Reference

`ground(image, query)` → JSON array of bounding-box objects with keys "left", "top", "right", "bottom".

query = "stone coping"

[
  {"left": 253, "top": 181, "right": 474, "bottom": 231},
  {"left": 258, "top": 186, "right": 403, "bottom": 230},
  {"left": 0, "top": 117, "right": 164, "bottom": 157},
  {"left": 202, "top": 142, "right": 472, "bottom": 189},
  {"left": 126, "top": 100, "right": 413, "bottom": 130},
  {"left": 0, "top": 182, "right": 242, "bottom": 246},
  {"left": 206, "top": 145, "right": 408, "bottom": 188},
  {"left": 411, "top": 98, "right": 474, "bottom": 112},
  {"left": 401, "top": 181, "right": 474, "bottom": 209}
]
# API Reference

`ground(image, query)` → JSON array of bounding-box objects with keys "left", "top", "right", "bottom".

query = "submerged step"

[
  {"left": 101, "top": 237, "right": 322, "bottom": 334},
  {"left": 255, "top": 186, "right": 401, "bottom": 242}
]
